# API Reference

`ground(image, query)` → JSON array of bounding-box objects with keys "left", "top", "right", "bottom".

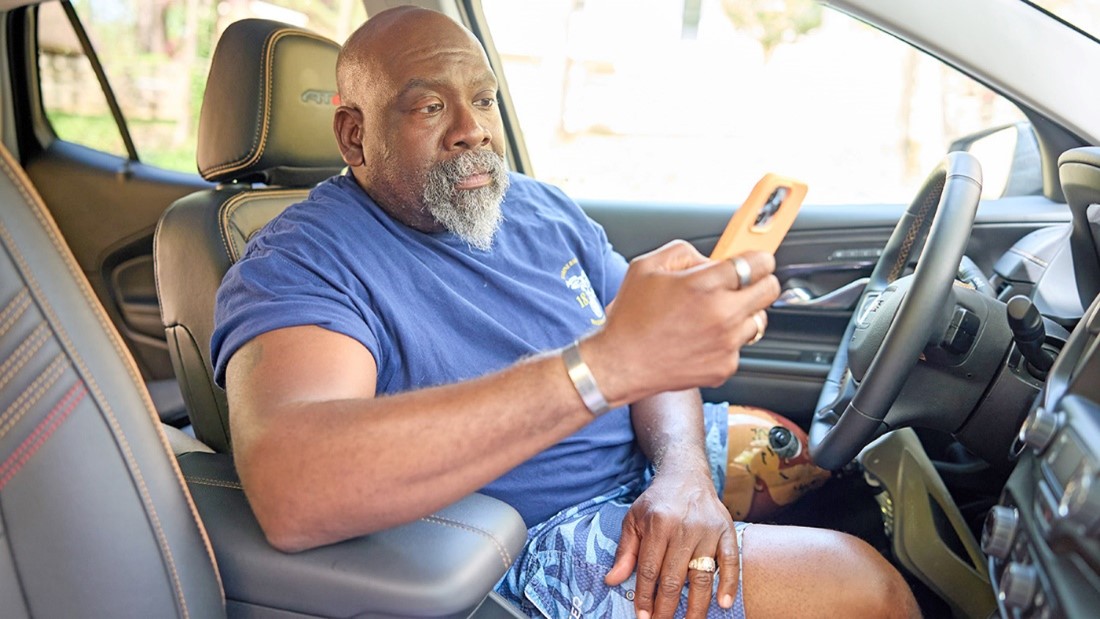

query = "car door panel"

[
  {"left": 584, "top": 195, "right": 1069, "bottom": 423},
  {"left": 25, "top": 140, "right": 210, "bottom": 379}
]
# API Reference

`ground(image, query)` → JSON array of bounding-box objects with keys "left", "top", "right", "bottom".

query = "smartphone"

[{"left": 709, "top": 173, "right": 807, "bottom": 260}]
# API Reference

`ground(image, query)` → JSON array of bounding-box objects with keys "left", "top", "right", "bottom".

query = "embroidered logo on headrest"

[{"left": 300, "top": 90, "right": 338, "bottom": 106}]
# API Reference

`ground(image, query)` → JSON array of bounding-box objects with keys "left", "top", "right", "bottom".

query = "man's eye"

[
  {"left": 475, "top": 97, "right": 496, "bottom": 108},
  {"left": 419, "top": 103, "right": 443, "bottom": 114}
]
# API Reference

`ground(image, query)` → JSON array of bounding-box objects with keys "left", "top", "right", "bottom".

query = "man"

[{"left": 212, "top": 7, "right": 919, "bottom": 618}]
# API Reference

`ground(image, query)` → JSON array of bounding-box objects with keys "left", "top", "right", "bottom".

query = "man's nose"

[{"left": 446, "top": 104, "right": 492, "bottom": 150}]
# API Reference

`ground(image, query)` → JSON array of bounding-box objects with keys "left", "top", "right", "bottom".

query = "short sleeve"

[
  {"left": 593, "top": 219, "right": 629, "bottom": 303},
  {"left": 211, "top": 240, "right": 382, "bottom": 387}
]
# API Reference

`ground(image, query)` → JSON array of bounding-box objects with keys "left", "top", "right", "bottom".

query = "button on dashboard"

[
  {"left": 982, "top": 505, "right": 1019, "bottom": 560},
  {"left": 1020, "top": 406, "right": 1062, "bottom": 454},
  {"left": 999, "top": 561, "right": 1039, "bottom": 613}
]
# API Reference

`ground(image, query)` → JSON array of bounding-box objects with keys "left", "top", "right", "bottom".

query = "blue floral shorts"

[{"left": 496, "top": 403, "right": 749, "bottom": 618}]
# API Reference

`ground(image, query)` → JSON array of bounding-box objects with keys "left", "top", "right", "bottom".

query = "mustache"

[
  {"left": 421, "top": 150, "right": 509, "bottom": 252},
  {"left": 432, "top": 150, "right": 507, "bottom": 184}
]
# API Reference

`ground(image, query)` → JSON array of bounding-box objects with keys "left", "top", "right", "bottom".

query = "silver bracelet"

[{"left": 562, "top": 340, "right": 611, "bottom": 416}]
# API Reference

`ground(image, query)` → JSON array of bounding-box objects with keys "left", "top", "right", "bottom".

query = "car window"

[
  {"left": 481, "top": 0, "right": 1031, "bottom": 204},
  {"left": 37, "top": 0, "right": 366, "bottom": 174}
]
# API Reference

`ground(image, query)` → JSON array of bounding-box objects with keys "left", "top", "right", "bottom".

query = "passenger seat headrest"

[{"left": 197, "top": 18, "right": 345, "bottom": 186}]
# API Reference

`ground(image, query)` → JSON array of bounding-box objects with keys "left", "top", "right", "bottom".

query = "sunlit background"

[{"left": 41, "top": 0, "right": 1093, "bottom": 205}]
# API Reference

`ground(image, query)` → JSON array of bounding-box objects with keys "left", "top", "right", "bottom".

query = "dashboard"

[{"left": 984, "top": 291, "right": 1100, "bottom": 618}]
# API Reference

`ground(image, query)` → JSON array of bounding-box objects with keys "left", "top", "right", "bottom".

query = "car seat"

[
  {"left": 0, "top": 138, "right": 225, "bottom": 615},
  {"left": 155, "top": 19, "right": 348, "bottom": 453}
]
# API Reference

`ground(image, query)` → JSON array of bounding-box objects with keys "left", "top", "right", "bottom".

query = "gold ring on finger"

[
  {"left": 687, "top": 556, "right": 717, "bottom": 573},
  {"left": 749, "top": 312, "right": 766, "bottom": 345}
]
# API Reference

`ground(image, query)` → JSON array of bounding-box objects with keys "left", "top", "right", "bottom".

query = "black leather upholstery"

[
  {"left": 157, "top": 19, "right": 345, "bottom": 452},
  {"left": 197, "top": 18, "right": 346, "bottom": 186},
  {"left": 0, "top": 144, "right": 225, "bottom": 617},
  {"left": 178, "top": 452, "right": 527, "bottom": 618}
]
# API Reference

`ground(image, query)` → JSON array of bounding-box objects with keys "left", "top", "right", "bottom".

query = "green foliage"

[
  {"left": 46, "top": 111, "right": 197, "bottom": 173},
  {"left": 46, "top": 111, "right": 126, "bottom": 157},
  {"left": 721, "top": 0, "right": 823, "bottom": 57}
]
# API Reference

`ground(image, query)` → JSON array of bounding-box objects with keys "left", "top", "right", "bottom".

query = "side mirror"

[{"left": 949, "top": 121, "right": 1042, "bottom": 199}]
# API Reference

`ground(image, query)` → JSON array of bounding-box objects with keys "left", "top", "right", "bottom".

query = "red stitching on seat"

[{"left": 0, "top": 381, "right": 86, "bottom": 491}]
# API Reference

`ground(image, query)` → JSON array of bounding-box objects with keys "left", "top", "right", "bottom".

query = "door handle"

[{"left": 773, "top": 277, "right": 868, "bottom": 310}]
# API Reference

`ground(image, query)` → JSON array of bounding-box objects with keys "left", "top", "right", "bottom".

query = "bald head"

[
  {"left": 336, "top": 7, "right": 489, "bottom": 109},
  {"left": 330, "top": 6, "right": 509, "bottom": 248}
]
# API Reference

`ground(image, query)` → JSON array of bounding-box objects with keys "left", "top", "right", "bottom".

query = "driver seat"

[{"left": 155, "top": 18, "right": 346, "bottom": 453}]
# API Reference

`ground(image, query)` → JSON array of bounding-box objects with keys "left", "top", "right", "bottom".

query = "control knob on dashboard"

[
  {"left": 999, "top": 562, "right": 1039, "bottom": 613},
  {"left": 981, "top": 505, "right": 1019, "bottom": 560},
  {"left": 1057, "top": 471, "right": 1100, "bottom": 534},
  {"left": 1018, "top": 406, "right": 1061, "bottom": 454}
]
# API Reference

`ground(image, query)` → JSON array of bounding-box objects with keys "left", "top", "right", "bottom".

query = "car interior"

[{"left": 3, "top": 0, "right": 1100, "bottom": 617}]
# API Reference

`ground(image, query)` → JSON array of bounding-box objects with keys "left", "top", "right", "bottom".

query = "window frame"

[{"left": 34, "top": 1, "right": 138, "bottom": 163}]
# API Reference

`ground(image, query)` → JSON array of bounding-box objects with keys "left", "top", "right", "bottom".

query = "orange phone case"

[{"left": 710, "top": 173, "right": 807, "bottom": 260}]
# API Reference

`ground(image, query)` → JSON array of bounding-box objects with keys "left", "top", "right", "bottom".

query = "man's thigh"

[{"left": 738, "top": 524, "right": 920, "bottom": 619}]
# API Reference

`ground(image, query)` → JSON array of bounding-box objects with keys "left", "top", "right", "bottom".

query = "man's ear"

[{"left": 333, "top": 106, "right": 366, "bottom": 167}]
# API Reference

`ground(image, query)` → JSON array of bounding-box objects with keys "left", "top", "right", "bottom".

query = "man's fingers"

[
  {"left": 650, "top": 541, "right": 691, "bottom": 619},
  {"left": 631, "top": 535, "right": 670, "bottom": 619},
  {"left": 682, "top": 534, "right": 726, "bottom": 615},
  {"left": 725, "top": 251, "right": 775, "bottom": 289},
  {"left": 684, "top": 568, "right": 716, "bottom": 619},
  {"left": 605, "top": 516, "right": 641, "bottom": 586},
  {"left": 636, "top": 239, "right": 710, "bottom": 273},
  {"left": 743, "top": 309, "right": 768, "bottom": 347},
  {"left": 715, "top": 527, "right": 741, "bottom": 609}
]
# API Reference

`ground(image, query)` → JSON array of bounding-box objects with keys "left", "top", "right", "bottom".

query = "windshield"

[{"left": 1027, "top": 1, "right": 1100, "bottom": 41}]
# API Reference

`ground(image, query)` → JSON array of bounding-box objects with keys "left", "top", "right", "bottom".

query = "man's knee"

[
  {"left": 814, "top": 530, "right": 920, "bottom": 619},
  {"left": 741, "top": 525, "right": 920, "bottom": 618}
]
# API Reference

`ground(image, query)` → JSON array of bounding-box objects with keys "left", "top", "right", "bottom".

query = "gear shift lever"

[{"left": 1006, "top": 295, "right": 1055, "bottom": 377}]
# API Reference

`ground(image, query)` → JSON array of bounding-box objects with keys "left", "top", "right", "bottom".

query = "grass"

[{"left": 46, "top": 112, "right": 199, "bottom": 174}]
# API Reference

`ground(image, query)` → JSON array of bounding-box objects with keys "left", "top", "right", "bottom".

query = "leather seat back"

[
  {"left": 156, "top": 19, "right": 345, "bottom": 452},
  {"left": 0, "top": 144, "right": 224, "bottom": 617}
]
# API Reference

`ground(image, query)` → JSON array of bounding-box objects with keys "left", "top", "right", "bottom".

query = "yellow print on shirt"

[{"left": 560, "top": 257, "right": 606, "bottom": 326}]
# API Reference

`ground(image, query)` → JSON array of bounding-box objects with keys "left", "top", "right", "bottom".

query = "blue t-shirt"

[{"left": 212, "top": 172, "right": 648, "bottom": 526}]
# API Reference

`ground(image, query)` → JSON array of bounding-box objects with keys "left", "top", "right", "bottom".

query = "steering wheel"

[{"left": 809, "top": 152, "right": 984, "bottom": 470}]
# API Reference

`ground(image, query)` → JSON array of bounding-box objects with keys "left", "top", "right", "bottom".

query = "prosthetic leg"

[{"left": 722, "top": 406, "right": 831, "bottom": 521}]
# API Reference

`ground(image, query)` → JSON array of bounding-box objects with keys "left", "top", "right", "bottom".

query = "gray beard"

[{"left": 422, "top": 150, "right": 509, "bottom": 251}]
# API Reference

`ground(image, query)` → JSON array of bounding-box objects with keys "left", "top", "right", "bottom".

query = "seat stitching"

[
  {"left": 0, "top": 322, "right": 49, "bottom": 394},
  {"left": 0, "top": 154, "right": 220, "bottom": 614},
  {"left": 0, "top": 289, "right": 30, "bottom": 338},
  {"left": 218, "top": 189, "right": 310, "bottom": 262},
  {"left": 0, "top": 216, "right": 194, "bottom": 619},
  {"left": 201, "top": 29, "right": 335, "bottom": 178},
  {"left": 421, "top": 515, "right": 513, "bottom": 568},
  {"left": 0, "top": 353, "right": 67, "bottom": 440},
  {"left": 184, "top": 476, "right": 243, "bottom": 490},
  {"left": 0, "top": 382, "right": 85, "bottom": 491}
]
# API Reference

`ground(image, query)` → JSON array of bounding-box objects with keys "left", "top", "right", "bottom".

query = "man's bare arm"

[
  {"left": 228, "top": 324, "right": 596, "bottom": 552},
  {"left": 228, "top": 242, "right": 778, "bottom": 552}
]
